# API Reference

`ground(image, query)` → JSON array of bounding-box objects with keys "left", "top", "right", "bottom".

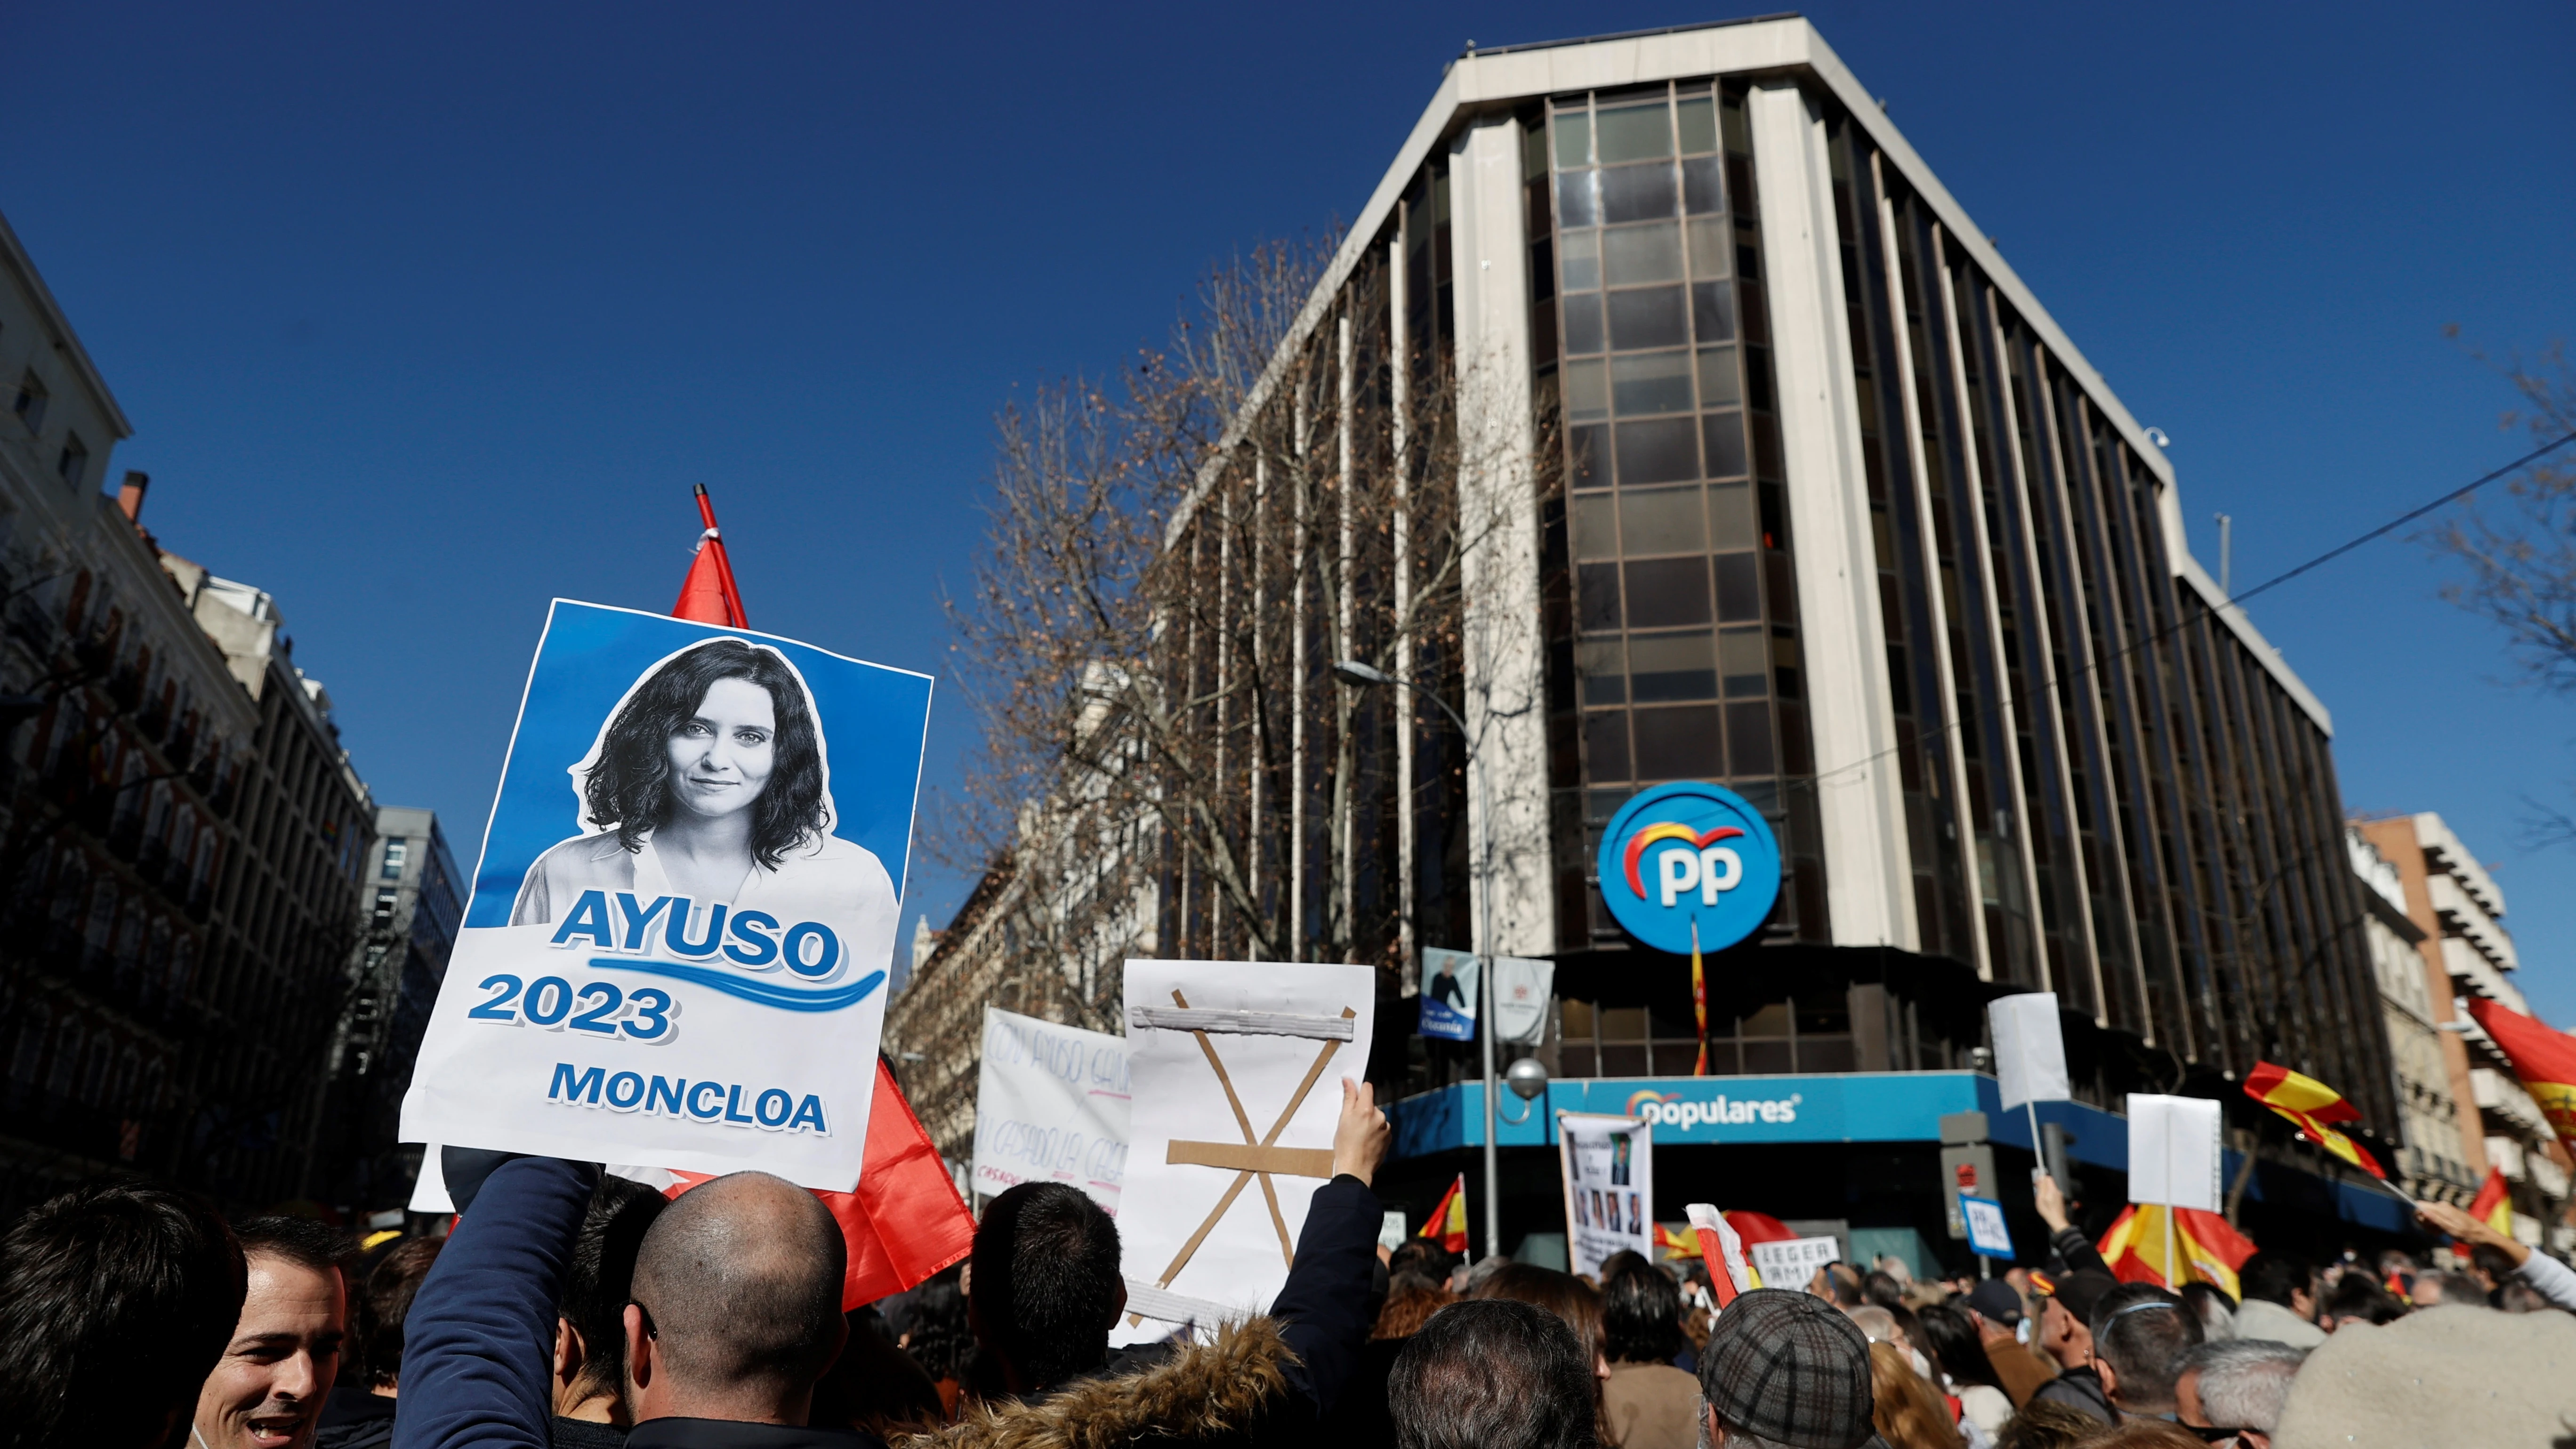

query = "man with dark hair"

[
  {"left": 2230, "top": 1251, "right": 2325, "bottom": 1347},
  {"left": 320, "top": 1237, "right": 444, "bottom": 1449},
  {"left": 2315, "top": 1271, "right": 2404, "bottom": 1331},
  {"left": 951, "top": 1077, "right": 1389, "bottom": 1445},
  {"left": 0, "top": 1179, "right": 247, "bottom": 1449},
  {"left": 1810, "top": 1263, "right": 1866, "bottom": 1309},
  {"left": 551, "top": 1176, "right": 668, "bottom": 1447},
  {"left": 2173, "top": 1338, "right": 2304, "bottom": 1449},
  {"left": 1387, "top": 1299, "right": 1595, "bottom": 1449},
  {"left": 197, "top": 1217, "right": 354, "bottom": 1449},
  {"left": 1695, "top": 1288, "right": 1876, "bottom": 1449},
  {"left": 964, "top": 1182, "right": 1126, "bottom": 1395},
  {"left": 2027, "top": 1269, "right": 2119, "bottom": 1425},
  {"left": 2085, "top": 1283, "right": 2201, "bottom": 1420},
  {"left": 1598, "top": 1253, "right": 1695, "bottom": 1449}
]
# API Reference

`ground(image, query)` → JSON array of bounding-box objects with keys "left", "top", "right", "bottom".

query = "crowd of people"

[{"left": 4, "top": 1080, "right": 2574, "bottom": 1449}]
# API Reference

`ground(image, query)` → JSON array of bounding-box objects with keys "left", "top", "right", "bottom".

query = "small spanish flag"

[
  {"left": 1422, "top": 1172, "right": 1469, "bottom": 1253},
  {"left": 2096, "top": 1203, "right": 2258, "bottom": 1298},
  {"left": 2465, "top": 998, "right": 2576, "bottom": 1154},
  {"left": 2468, "top": 1166, "right": 2515, "bottom": 1238},
  {"left": 2243, "top": 1062, "right": 2386, "bottom": 1178},
  {"left": 1654, "top": 1221, "right": 1700, "bottom": 1259}
]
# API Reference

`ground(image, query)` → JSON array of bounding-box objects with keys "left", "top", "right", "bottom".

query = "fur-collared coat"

[{"left": 901, "top": 1320, "right": 1302, "bottom": 1449}]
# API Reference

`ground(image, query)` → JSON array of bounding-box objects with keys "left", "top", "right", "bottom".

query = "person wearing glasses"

[{"left": 2172, "top": 1339, "right": 2304, "bottom": 1448}]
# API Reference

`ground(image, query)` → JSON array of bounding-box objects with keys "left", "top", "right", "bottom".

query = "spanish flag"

[
  {"left": 1654, "top": 1221, "right": 1699, "bottom": 1259},
  {"left": 2468, "top": 1166, "right": 2515, "bottom": 1237},
  {"left": 2243, "top": 1062, "right": 2385, "bottom": 1178},
  {"left": 2096, "top": 1203, "right": 2258, "bottom": 1298},
  {"left": 1422, "top": 1173, "right": 1469, "bottom": 1253},
  {"left": 2465, "top": 998, "right": 2576, "bottom": 1153}
]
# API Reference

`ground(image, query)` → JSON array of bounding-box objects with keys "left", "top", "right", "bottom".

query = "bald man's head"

[{"left": 628, "top": 1173, "right": 845, "bottom": 1401}]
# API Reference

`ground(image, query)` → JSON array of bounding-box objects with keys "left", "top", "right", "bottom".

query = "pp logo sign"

[{"left": 1595, "top": 782, "right": 1780, "bottom": 955}]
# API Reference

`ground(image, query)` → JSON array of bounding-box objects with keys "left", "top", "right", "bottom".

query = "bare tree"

[
  {"left": 926, "top": 234, "right": 1539, "bottom": 1036},
  {"left": 2424, "top": 336, "right": 2576, "bottom": 842}
]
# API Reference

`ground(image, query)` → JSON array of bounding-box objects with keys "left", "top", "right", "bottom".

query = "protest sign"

[
  {"left": 1749, "top": 1233, "right": 1840, "bottom": 1288},
  {"left": 970, "top": 1008, "right": 1130, "bottom": 1211},
  {"left": 1419, "top": 947, "right": 1478, "bottom": 1042},
  {"left": 1960, "top": 1195, "right": 2013, "bottom": 1259},
  {"left": 1684, "top": 1203, "right": 1753, "bottom": 1304},
  {"left": 2127, "top": 1094, "right": 2223, "bottom": 1213},
  {"left": 398, "top": 601, "right": 930, "bottom": 1191},
  {"left": 1560, "top": 1111, "right": 1653, "bottom": 1277},
  {"left": 1988, "top": 993, "right": 2068, "bottom": 1111},
  {"left": 1493, "top": 955, "right": 1555, "bottom": 1045},
  {"left": 1115, "top": 959, "right": 1377, "bottom": 1340}
]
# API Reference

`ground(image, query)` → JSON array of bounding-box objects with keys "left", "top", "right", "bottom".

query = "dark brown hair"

[{"left": 586, "top": 639, "right": 827, "bottom": 869}]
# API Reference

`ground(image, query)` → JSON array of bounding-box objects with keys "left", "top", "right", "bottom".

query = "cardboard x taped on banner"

[{"left": 1124, "top": 991, "right": 1355, "bottom": 1324}]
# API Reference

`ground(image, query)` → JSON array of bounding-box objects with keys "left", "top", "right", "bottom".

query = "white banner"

[
  {"left": 1113, "top": 959, "right": 1376, "bottom": 1342},
  {"left": 398, "top": 602, "right": 930, "bottom": 1191},
  {"left": 2127, "top": 1094, "right": 2223, "bottom": 1212},
  {"left": 970, "top": 1008, "right": 1130, "bottom": 1212},
  {"left": 1749, "top": 1233, "right": 1840, "bottom": 1288},
  {"left": 1988, "top": 992, "right": 2069, "bottom": 1111},
  {"left": 1492, "top": 956, "right": 1555, "bottom": 1045},
  {"left": 1560, "top": 1111, "right": 1653, "bottom": 1278}
]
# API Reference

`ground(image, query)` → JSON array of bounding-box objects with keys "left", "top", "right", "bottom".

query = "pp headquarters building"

[{"left": 912, "top": 16, "right": 2413, "bottom": 1272}]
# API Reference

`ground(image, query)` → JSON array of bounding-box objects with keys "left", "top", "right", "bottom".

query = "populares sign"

[
  {"left": 1594, "top": 781, "right": 1780, "bottom": 955},
  {"left": 399, "top": 601, "right": 931, "bottom": 1191}
]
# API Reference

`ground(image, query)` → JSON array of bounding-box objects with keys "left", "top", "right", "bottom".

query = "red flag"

[
  {"left": 2242, "top": 1061, "right": 2386, "bottom": 1179},
  {"left": 666, "top": 1058, "right": 975, "bottom": 1309},
  {"left": 2464, "top": 998, "right": 2576, "bottom": 1154},
  {"left": 2469, "top": 1166, "right": 2515, "bottom": 1237},
  {"left": 2096, "top": 1204, "right": 2258, "bottom": 1297},
  {"left": 672, "top": 483, "right": 749, "bottom": 628},
  {"left": 1420, "top": 1173, "right": 1469, "bottom": 1254}
]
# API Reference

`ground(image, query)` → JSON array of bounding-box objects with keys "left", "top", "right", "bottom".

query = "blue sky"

[{"left": 8, "top": 2, "right": 2573, "bottom": 1019}]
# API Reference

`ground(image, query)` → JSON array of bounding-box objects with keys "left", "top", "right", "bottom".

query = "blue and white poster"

[
  {"left": 399, "top": 601, "right": 931, "bottom": 1191},
  {"left": 1418, "top": 947, "right": 1479, "bottom": 1042}
]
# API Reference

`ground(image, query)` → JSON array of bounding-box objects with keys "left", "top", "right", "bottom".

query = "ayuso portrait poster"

[{"left": 398, "top": 600, "right": 931, "bottom": 1190}]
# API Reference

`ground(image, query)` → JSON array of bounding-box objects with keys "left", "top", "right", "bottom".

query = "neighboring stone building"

[
  {"left": 2354, "top": 812, "right": 2573, "bottom": 1252},
  {"left": 2347, "top": 827, "right": 2475, "bottom": 1202}
]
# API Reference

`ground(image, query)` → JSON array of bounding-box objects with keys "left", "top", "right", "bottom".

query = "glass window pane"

[
  {"left": 1557, "top": 170, "right": 1600, "bottom": 227},
  {"left": 1710, "top": 483, "right": 1755, "bottom": 550},
  {"left": 1698, "top": 347, "right": 1741, "bottom": 409},
  {"left": 1676, "top": 97, "right": 1717, "bottom": 154},
  {"left": 1565, "top": 357, "right": 1609, "bottom": 423},
  {"left": 1602, "top": 222, "right": 1682, "bottom": 285},
  {"left": 1683, "top": 155, "right": 1724, "bottom": 214},
  {"left": 1619, "top": 484, "right": 1705, "bottom": 555},
  {"left": 1693, "top": 281, "right": 1736, "bottom": 342},
  {"left": 1743, "top": 1038, "right": 1793, "bottom": 1074},
  {"left": 1614, "top": 417, "right": 1699, "bottom": 485},
  {"left": 1570, "top": 423, "right": 1610, "bottom": 489},
  {"left": 1623, "top": 556, "right": 1711, "bottom": 628},
  {"left": 1560, "top": 228, "right": 1601, "bottom": 291},
  {"left": 1563, "top": 293, "right": 1606, "bottom": 354},
  {"left": 1571, "top": 491, "right": 1618, "bottom": 559},
  {"left": 1555, "top": 113, "right": 1592, "bottom": 170},
  {"left": 1703, "top": 411, "right": 1749, "bottom": 478},
  {"left": 1633, "top": 706, "right": 1722, "bottom": 780},
  {"left": 1629, "top": 631, "right": 1716, "bottom": 702},
  {"left": 1601, "top": 163, "right": 1678, "bottom": 224},
  {"left": 1715, "top": 551, "right": 1762, "bottom": 622},
  {"left": 1688, "top": 217, "right": 1730, "bottom": 279},
  {"left": 1720, "top": 627, "right": 1767, "bottom": 696},
  {"left": 1578, "top": 562, "right": 1622, "bottom": 631},
  {"left": 1585, "top": 711, "right": 1631, "bottom": 781},
  {"left": 1726, "top": 701, "right": 1775, "bottom": 775},
  {"left": 1596, "top": 103, "right": 1673, "bottom": 163},
  {"left": 1577, "top": 640, "right": 1626, "bottom": 704},
  {"left": 1607, "top": 288, "right": 1689, "bottom": 351},
  {"left": 1611, "top": 351, "right": 1693, "bottom": 416}
]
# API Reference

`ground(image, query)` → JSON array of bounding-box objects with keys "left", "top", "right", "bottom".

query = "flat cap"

[{"left": 1697, "top": 1288, "right": 1875, "bottom": 1449}]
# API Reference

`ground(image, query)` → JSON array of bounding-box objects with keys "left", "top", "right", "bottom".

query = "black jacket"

[
  {"left": 318, "top": 1387, "right": 398, "bottom": 1449},
  {"left": 2029, "top": 1364, "right": 2116, "bottom": 1425}
]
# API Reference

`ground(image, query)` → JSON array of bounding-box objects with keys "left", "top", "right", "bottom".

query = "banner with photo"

[
  {"left": 399, "top": 600, "right": 931, "bottom": 1191},
  {"left": 970, "top": 1007, "right": 1130, "bottom": 1212},
  {"left": 1560, "top": 1111, "right": 1653, "bottom": 1277}
]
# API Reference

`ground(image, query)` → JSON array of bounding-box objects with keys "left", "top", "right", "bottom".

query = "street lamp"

[{"left": 1333, "top": 657, "right": 1505, "bottom": 1262}]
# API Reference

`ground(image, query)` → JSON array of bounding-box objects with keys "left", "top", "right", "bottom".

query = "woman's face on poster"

[{"left": 666, "top": 675, "right": 777, "bottom": 819}]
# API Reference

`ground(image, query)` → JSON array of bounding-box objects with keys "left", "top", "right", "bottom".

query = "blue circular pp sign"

[{"left": 1594, "top": 781, "right": 1781, "bottom": 955}]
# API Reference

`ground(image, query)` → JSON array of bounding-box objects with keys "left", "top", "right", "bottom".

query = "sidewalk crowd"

[{"left": 4, "top": 1079, "right": 2574, "bottom": 1449}]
